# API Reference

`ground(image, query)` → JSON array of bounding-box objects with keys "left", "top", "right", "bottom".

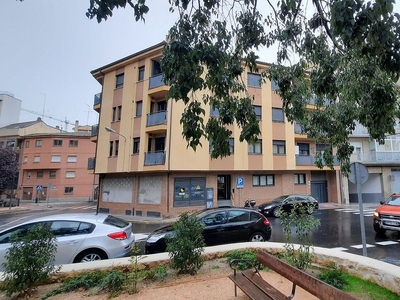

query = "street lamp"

[{"left": 105, "top": 127, "right": 127, "bottom": 171}]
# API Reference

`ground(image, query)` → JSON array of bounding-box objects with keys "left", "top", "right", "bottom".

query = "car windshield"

[
  {"left": 272, "top": 195, "right": 289, "bottom": 203},
  {"left": 386, "top": 196, "right": 400, "bottom": 206}
]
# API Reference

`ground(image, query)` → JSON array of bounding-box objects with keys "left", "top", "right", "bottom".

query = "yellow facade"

[{"left": 91, "top": 42, "right": 341, "bottom": 218}]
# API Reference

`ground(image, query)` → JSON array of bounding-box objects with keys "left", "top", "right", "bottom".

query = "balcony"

[
  {"left": 148, "top": 73, "right": 168, "bottom": 98},
  {"left": 90, "top": 124, "right": 98, "bottom": 142},
  {"left": 144, "top": 151, "right": 166, "bottom": 166},
  {"left": 296, "top": 155, "right": 339, "bottom": 166},
  {"left": 370, "top": 151, "right": 400, "bottom": 162},
  {"left": 147, "top": 111, "right": 167, "bottom": 126},
  {"left": 87, "top": 157, "right": 95, "bottom": 170},
  {"left": 93, "top": 92, "right": 102, "bottom": 112}
]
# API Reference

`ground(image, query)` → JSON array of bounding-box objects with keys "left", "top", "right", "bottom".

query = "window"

[
  {"left": 6, "top": 140, "right": 15, "bottom": 148},
  {"left": 271, "top": 80, "right": 279, "bottom": 91},
  {"left": 209, "top": 138, "right": 234, "bottom": 154},
  {"left": 117, "top": 105, "right": 122, "bottom": 121},
  {"left": 51, "top": 155, "right": 61, "bottom": 162},
  {"left": 272, "top": 108, "right": 284, "bottom": 122},
  {"left": 27, "top": 172, "right": 31, "bottom": 178},
  {"left": 298, "top": 143, "right": 309, "bottom": 155},
  {"left": 116, "top": 73, "right": 124, "bottom": 88},
  {"left": 37, "top": 171, "right": 43, "bottom": 179},
  {"left": 294, "top": 173, "right": 306, "bottom": 185},
  {"left": 273, "top": 140, "right": 286, "bottom": 155},
  {"left": 227, "top": 210, "right": 250, "bottom": 223},
  {"left": 69, "top": 140, "right": 78, "bottom": 147},
  {"left": 66, "top": 171, "right": 75, "bottom": 178},
  {"left": 23, "top": 156, "right": 28, "bottom": 163},
  {"left": 136, "top": 101, "right": 142, "bottom": 117},
  {"left": 64, "top": 187, "right": 73, "bottom": 194},
  {"left": 253, "top": 106, "right": 262, "bottom": 121},
  {"left": 138, "top": 66, "right": 145, "bottom": 81},
  {"left": 35, "top": 140, "right": 42, "bottom": 147},
  {"left": 174, "top": 177, "right": 206, "bottom": 207},
  {"left": 67, "top": 155, "right": 77, "bottom": 163},
  {"left": 49, "top": 171, "right": 56, "bottom": 179},
  {"left": 115, "top": 140, "right": 119, "bottom": 156},
  {"left": 248, "top": 73, "right": 261, "bottom": 88},
  {"left": 109, "top": 141, "right": 113, "bottom": 157},
  {"left": 112, "top": 106, "right": 122, "bottom": 122},
  {"left": 33, "top": 156, "right": 40, "bottom": 163},
  {"left": 133, "top": 138, "right": 140, "bottom": 154},
  {"left": 53, "top": 140, "right": 62, "bottom": 146},
  {"left": 248, "top": 140, "right": 262, "bottom": 154},
  {"left": 253, "top": 175, "right": 275, "bottom": 186},
  {"left": 25, "top": 141, "right": 30, "bottom": 148},
  {"left": 112, "top": 107, "right": 116, "bottom": 121},
  {"left": 210, "top": 106, "right": 219, "bottom": 117}
]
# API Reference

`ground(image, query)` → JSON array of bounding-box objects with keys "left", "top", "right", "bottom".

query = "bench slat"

[
  {"left": 257, "top": 250, "right": 357, "bottom": 300},
  {"left": 241, "top": 270, "right": 289, "bottom": 300},
  {"left": 229, "top": 273, "right": 275, "bottom": 300}
]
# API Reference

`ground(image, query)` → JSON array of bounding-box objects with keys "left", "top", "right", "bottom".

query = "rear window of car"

[{"left": 103, "top": 215, "right": 129, "bottom": 228}]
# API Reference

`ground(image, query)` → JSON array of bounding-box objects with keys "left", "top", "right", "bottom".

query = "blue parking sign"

[{"left": 236, "top": 177, "right": 244, "bottom": 189}]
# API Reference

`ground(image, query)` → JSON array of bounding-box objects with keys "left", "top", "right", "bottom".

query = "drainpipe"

[
  {"left": 95, "top": 71, "right": 105, "bottom": 215},
  {"left": 167, "top": 98, "right": 174, "bottom": 214}
]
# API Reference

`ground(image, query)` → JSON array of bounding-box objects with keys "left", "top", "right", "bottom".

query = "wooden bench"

[{"left": 229, "top": 249, "right": 357, "bottom": 300}]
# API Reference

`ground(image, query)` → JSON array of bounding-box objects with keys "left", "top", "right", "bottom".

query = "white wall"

[{"left": 0, "top": 93, "right": 21, "bottom": 128}]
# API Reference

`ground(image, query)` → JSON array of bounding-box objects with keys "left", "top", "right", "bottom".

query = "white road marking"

[
  {"left": 351, "top": 244, "right": 375, "bottom": 249},
  {"left": 375, "top": 241, "right": 399, "bottom": 246}
]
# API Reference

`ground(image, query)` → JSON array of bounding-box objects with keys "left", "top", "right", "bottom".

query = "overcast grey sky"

[
  {"left": 1, "top": 1, "right": 399, "bottom": 130},
  {"left": 0, "top": 0, "right": 176, "bottom": 129}
]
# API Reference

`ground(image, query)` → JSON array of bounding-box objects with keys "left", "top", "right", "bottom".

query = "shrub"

[
  {"left": 127, "top": 241, "right": 144, "bottom": 294},
  {"left": 317, "top": 263, "right": 348, "bottom": 290},
  {"left": 0, "top": 224, "right": 60, "bottom": 297},
  {"left": 226, "top": 249, "right": 258, "bottom": 270},
  {"left": 166, "top": 212, "right": 205, "bottom": 275},
  {"left": 97, "top": 269, "right": 126, "bottom": 297},
  {"left": 279, "top": 200, "right": 320, "bottom": 270}
]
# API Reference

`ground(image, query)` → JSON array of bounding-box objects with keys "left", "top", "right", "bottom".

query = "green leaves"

[{"left": 85, "top": 0, "right": 400, "bottom": 172}]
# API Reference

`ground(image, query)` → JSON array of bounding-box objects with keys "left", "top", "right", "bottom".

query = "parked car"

[
  {"left": 373, "top": 193, "right": 400, "bottom": 234},
  {"left": 1, "top": 198, "right": 19, "bottom": 207},
  {"left": 145, "top": 207, "right": 272, "bottom": 254},
  {"left": 257, "top": 194, "right": 319, "bottom": 218},
  {"left": 0, "top": 213, "right": 135, "bottom": 270}
]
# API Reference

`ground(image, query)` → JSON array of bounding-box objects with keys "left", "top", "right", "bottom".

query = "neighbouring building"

[
  {"left": 18, "top": 132, "right": 98, "bottom": 203},
  {"left": 90, "top": 41, "right": 342, "bottom": 218},
  {"left": 0, "top": 92, "right": 21, "bottom": 128}
]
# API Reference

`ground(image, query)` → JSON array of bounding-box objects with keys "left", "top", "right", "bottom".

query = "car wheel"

[
  {"left": 373, "top": 224, "right": 386, "bottom": 235},
  {"left": 74, "top": 249, "right": 107, "bottom": 263},
  {"left": 272, "top": 208, "right": 281, "bottom": 218},
  {"left": 249, "top": 232, "right": 266, "bottom": 242}
]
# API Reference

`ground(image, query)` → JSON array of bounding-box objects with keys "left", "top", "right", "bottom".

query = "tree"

[
  {"left": 0, "top": 148, "right": 19, "bottom": 195},
  {"left": 0, "top": 224, "right": 60, "bottom": 297},
  {"left": 85, "top": 0, "right": 400, "bottom": 174}
]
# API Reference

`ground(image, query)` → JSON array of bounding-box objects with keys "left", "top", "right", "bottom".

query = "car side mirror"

[{"left": 380, "top": 200, "right": 385, "bottom": 205}]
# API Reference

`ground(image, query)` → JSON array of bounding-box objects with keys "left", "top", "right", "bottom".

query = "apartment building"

[
  {"left": 0, "top": 92, "right": 21, "bottom": 128},
  {"left": 344, "top": 122, "right": 400, "bottom": 204},
  {"left": 90, "top": 41, "right": 341, "bottom": 218},
  {"left": 18, "top": 132, "right": 98, "bottom": 203}
]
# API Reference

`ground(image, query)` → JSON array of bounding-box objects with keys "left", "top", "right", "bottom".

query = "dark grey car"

[{"left": 258, "top": 194, "right": 319, "bottom": 218}]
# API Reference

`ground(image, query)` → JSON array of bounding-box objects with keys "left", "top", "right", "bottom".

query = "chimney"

[{"left": 75, "top": 120, "right": 79, "bottom": 132}]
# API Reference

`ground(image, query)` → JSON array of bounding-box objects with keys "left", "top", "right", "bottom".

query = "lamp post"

[{"left": 105, "top": 127, "right": 127, "bottom": 171}]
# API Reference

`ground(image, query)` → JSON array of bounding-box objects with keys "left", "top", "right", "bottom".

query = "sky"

[
  {"left": 0, "top": 0, "right": 177, "bottom": 130},
  {"left": 1, "top": 1, "right": 399, "bottom": 130}
]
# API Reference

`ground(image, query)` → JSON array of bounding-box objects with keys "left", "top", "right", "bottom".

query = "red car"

[{"left": 373, "top": 193, "right": 400, "bottom": 234}]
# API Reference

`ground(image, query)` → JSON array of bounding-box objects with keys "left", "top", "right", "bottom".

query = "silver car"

[{"left": 0, "top": 213, "right": 135, "bottom": 270}]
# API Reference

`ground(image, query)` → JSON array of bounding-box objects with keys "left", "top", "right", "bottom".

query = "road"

[{"left": 1, "top": 202, "right": 399, "bottom": 266}]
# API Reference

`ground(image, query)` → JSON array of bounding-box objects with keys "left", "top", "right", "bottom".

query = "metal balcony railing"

[
  {"left": 146, "top": 111, "right": 167, "bottom": 126},
  {"left": 149, "top": 73, "right": 165, "bottom": 89},
  {"left": 91, "top": 124, "right": 99, "bottom": 137},
  {"left": 144, "top": 151, "right": 166, "bottom": 166},
  {"left": 296, "top": 155, "right": 339, "bottom": 166},
  {"left": 94, "top": 93, "right": 102, "bottom": 106}
]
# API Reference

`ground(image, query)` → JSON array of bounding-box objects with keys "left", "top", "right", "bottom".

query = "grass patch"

[{"left": 343, "top": 274, "right": 400, "bottom": 300}]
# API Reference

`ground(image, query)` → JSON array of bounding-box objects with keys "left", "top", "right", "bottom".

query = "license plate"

[{"left": 383, "top": 221, "right": 399, "bottom": 226}]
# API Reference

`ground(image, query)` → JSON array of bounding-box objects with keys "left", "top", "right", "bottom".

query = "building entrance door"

[{"left": 217, "top": 175, "right": 231, "bottom": 206}]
